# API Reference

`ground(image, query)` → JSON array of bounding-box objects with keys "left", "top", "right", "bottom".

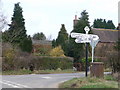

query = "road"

[{"left": 1, "top": 72, "right": 85, "bottom": 88}]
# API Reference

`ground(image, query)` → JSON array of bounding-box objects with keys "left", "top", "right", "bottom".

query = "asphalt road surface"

[{"left": 1, "top": 72, "right": 85, "bottom": 88}]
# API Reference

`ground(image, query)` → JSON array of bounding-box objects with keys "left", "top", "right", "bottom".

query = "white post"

[{"left": 92, "top": 47, "right": 94, "bottom": 62}]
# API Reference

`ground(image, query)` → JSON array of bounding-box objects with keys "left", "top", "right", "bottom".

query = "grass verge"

[
  {"left": 2, "top": 70, "right": 32, "bottom": 75},
  {"left": 59, "top": 75, "right": 118, "bottom": 88},
  {"left": 2, "top": 69, "right": 79, "bottom": 75}
]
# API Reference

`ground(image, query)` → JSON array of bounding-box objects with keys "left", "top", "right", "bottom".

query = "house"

[
  {"left": 92, "top": 28, "right": 119, "bottom": 60},
  {"left": 32, "top": 39, "right": 52, "bottom": 53}
]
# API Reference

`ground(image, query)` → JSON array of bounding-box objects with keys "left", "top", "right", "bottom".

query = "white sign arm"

[{"left": 71, "top": 32, "right": 85, "bottom": 38}]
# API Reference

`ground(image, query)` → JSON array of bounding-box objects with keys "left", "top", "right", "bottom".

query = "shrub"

[
  {"left": 38, "top": 47, "right": 51, "bottom": 56},
  {"left": 81, "top": 57, "right": 101, "bottom": 70},
  {"left": 81, "top": 57, "right": 101, "bottom": 63},
  {"left": 107, "top": 51, "right": 119, "bottom": 73},
  {"left": 2, "top": 43, "right": 31, "bottom": 71},
  {"left": 2, "top": 43, "right": 16, "bottom": 70},
  {"left": 49, "top": 46, "right": 65, "bottom": 57}
]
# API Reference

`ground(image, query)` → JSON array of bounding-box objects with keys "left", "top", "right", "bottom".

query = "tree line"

[{"left": 93, "top": 19, "right": 116, "bottom": 29}]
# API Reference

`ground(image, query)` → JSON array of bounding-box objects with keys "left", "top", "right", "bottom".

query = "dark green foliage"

[
  {"left": 20, "top": 35, "right": 33, "bottom": 53},
  {"left": 8, "top": 2, "right": 27, "bottom": 43},
  {"left": 56, "top": 24, "right": 68, "bottom": 46},
  {"left": 81, "top": 57, "right": 101, "bottom": 70},
  {"left": 2, "top": 2, "right": 32, "bottom": 53},
  {"left": 52, "top": 39, "right": 56, "bottom": 48},
  {"left": 67, "top": 10, "right": 90, "bottom": 62},
  {"left": 52, "top": 24, "right": 68, "bottom": 55},
  {"left": 33, "top": 32, "right": 46, "bottom": 40},
  {"left": 81, "top": 57, "right": 101, "bottom": 63},
  {"left": 93, "top": 19, "right": 106, "bottom": 29},
  {"left": 32, "top": 56, "right": 73, "bottom": 70},
  {"left": 93, "top": 19, "right": 115, "bottom": 29},
  {"left": 106, "top": 20, "right": 116, "bottom": 29}
]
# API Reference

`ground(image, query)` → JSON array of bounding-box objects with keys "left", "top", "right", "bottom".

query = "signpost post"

[
  {"left": 84, "top": 26, "right": 90, "bottom": 77},
  {"left": 71, "top": 26, "right": 99, "bottom": 77},
  {"left": 89, "top": 36, "right": 99, "bottom": 62}
]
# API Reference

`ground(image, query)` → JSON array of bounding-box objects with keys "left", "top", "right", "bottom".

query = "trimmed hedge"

[
  {"left": 31, "top": 56, "right": 73, "bottom": 70},
  {"left": 2, "top": 56, "right": 73, "bottom": 71}
]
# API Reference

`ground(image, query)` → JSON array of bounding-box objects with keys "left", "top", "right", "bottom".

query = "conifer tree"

[
  {"left": 4, "top": 2, "right": 32, "bottom": 53},
  {"left": 56, "top": 24, "right": 68, "bottom": 45},
  {"left": 52, "top": 39, "right": 56, "bottom": 48},
  {"left": 55, "top": 24, "right": 68, "bottom": 53},
  {"left": 106, "top": 20, "right": 115, "bottom": 29}
]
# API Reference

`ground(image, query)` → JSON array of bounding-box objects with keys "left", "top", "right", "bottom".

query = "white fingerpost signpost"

[
  {"left": 71, "top": 26, "right": 99, "bottom": 77},
  {"left": 89, "top": 35, "right": 99, "bottom": 62}
]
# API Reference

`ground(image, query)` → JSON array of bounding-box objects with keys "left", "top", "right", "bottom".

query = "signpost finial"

[{"left": 84, "top": 26, "right": 90, "bottom": 34}]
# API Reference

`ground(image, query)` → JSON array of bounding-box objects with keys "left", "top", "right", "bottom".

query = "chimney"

[
  {"left": 75, "top": 15, "right": 77, "bottom": 20},
  {"left": 73, "top": 15, "right": 79, "bottom": 28}
]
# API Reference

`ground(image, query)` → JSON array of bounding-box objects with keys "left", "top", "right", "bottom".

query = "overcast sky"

[{"left": 1, "top": 0, "right": 120, "bottom": 40}]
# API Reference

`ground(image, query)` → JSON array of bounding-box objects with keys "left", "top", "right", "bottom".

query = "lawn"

[{"left": 59, "top": 74, "right": 118, "bottom": 88}]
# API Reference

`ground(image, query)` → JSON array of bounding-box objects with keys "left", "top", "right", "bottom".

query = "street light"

[{"left": 84, "top": 26, "right": 90, "bottom": 77}]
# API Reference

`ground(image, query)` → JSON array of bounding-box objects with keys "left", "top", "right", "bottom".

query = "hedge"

[
  {"left": 2, "top": 56, "right": 73, "bottom": 71},
  {"left": 31, "top": 56, "right": 73, "bottom": 70}
]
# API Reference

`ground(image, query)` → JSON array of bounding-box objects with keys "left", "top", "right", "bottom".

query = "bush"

[
  {"left": 81, "top": 57, "right": 101, "bottom": 63},
  {"left": 81, "top": 57, "right": 101, "bottom": 70},
  {"left": 107, "top": 51, "right": 120, "bottom": 73},
  {"left": 2, "top": 43, "right": 16, "bottom": 70},
  {"left": 49, "top": 46, "right": 65, "bottom": 57}
]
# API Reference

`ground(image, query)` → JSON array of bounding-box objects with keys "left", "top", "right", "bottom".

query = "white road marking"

[
  {"left": 42, "top": 77, "right": 51, "bottom": 79},
  {"left": 1, "top": 80, "right": 30, "bottom": 88},
  {"left": 0, "top": 81, "right": 20, "bottom": 88}
]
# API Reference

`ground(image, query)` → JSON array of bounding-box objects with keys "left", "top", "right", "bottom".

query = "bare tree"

[
  {"left": 0, "top": 0, "right": 7, "bottom": 31},
  {"left": 47, "top": 34, "right": 52, "bottom": 41},
  {"left": 0, "top": 0, "right": 7, "bottom": 74}
]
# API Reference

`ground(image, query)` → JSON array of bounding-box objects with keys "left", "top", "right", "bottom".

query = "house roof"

[
  {"left": 92, "top": 28, "right": 119, "bottom": 43},
  {"left": 32, "top": 39, "right": 52, "bottom": 45}
]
